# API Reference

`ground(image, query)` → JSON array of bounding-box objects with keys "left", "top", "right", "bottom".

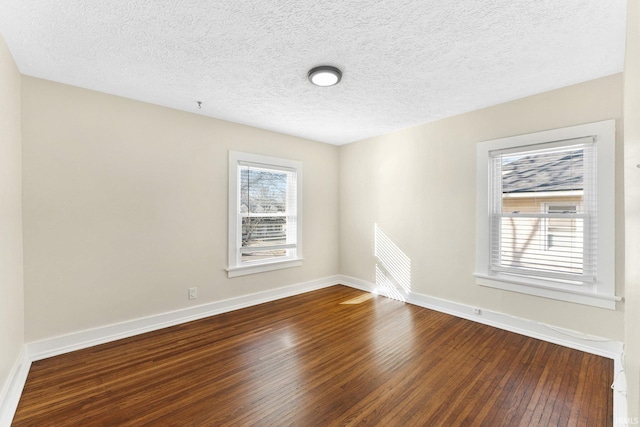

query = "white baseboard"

[
  {"left": 7, "top": 274, "right": 627, "bottom": 426},
  {"left": 337, "top": 274, "right": 627, "bottom": 426},
  {"left": 338, "top": 274, "right": 623, "bottom": 357},
  {"left": 0, "top": 347, "right": 31, "bottom": 427},
  {"left": 2, "top": 275, "right": 341, "bottom": 426},
  {"left": 27, "top": 275, "right": 341, "bottom": 362}
]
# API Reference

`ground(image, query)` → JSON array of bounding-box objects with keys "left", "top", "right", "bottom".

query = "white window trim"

[
  {"left": 475, "top": 120, "right": 619, "bottom": 309},
  {"left": 227, "top": 151, "right": 303, "bottom": 278}
]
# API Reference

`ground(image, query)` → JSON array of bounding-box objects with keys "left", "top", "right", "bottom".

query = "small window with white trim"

[
  {"left": 228, "top": 151, "right": 303, "bottom": 277},
  {"left": 475, "top": 120, "right": 617, "bottom": 309},
  {"left": 543, "top": 202, "right": 580, "bottom": 250}
]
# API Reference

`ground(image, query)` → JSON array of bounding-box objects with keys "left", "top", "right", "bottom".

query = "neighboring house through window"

[
  {"left": 228, "top": 151, "right": 303, "bottom": 277},
  {"left": 475, "top": 120, "right": 617, "bottom": 309},
  {"left": 499, "top": 147, "right": 587, "bottom": 277}
]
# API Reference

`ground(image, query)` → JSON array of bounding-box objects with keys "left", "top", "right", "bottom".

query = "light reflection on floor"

[{"left": 340, "top": 293, "right": 374, "bottom": 305}]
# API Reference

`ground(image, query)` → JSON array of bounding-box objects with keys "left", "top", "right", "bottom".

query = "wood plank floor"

[{"left": 13, "top": 285, "right": 613, "bottom": 426}]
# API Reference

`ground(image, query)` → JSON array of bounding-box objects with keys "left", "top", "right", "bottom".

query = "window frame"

[
  {"left": 227, "top": 151, "right": 303, "bottom": 278},
  {"left": 475, "top": 120, "right": 617, "bottom": 309}
]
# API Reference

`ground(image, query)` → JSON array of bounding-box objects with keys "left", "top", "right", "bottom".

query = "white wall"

[
  {"left": 624, "top": 0, "right": 640, "bottom": 419},
  {"left": 21, "top": 77, "right": 339, "bottom": 342},
  {"left": 0, "top": 33, "right": 24, "bottom": 398},
  {"left": 339, "top": 74, "right": 625, "bottom": 340}
]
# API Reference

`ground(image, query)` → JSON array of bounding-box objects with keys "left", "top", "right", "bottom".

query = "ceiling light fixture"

[{"left": 308, "top": 66, "right": 342, "bottom": 87}]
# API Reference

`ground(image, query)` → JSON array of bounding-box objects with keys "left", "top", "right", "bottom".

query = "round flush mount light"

[{"left": 308, "top": 66, "right": 342, "bottom": 87}]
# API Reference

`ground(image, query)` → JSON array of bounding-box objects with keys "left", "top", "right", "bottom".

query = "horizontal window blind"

[
  {"left": 239, "top": 163, "right": 297, "bottom": 263},
  {"left": 488, "top": 138, "right": 596, "bottom": 285}
]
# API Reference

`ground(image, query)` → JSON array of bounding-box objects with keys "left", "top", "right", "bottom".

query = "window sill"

[
  {"left": 474, "top": 273, "right": 620, "bottom": 310},
  {"left": 227, "top": 258, "right": 303, "bottom": 278}
]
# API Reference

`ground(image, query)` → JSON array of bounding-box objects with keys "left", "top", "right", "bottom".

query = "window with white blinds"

[
  {"left": 475, "top": 120, "right": 617, "bottom": 309},
  {"left": 228, "top": 152, "right": 303, "bottom": 277},
  {"left": 488, "top": 138, "right": 596, "bottom": 285}
]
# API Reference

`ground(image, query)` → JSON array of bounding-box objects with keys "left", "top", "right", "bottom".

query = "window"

[
  {"left": 228, "top": 151, "right": 302, "bottom": 277},
  {"left": 543, "top": 203, "right": 579, "bottom": 250},
  {"left": 475, "top": 120, "right": 617, "bottom": 309}
]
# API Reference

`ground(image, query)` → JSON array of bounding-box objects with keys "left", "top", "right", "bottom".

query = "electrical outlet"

[
  {"left": 188, "top": 287, "right": 198, "bottom": 300},
  {"left": 473, "top": 307, "right": 481, "bottom": 315}
]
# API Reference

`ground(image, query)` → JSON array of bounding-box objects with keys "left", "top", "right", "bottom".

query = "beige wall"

[
  {"left": 339, "top": 74, "right": 624, "bottom": 340},
  {"left": 0, "top": 34, "right": 24, "bottom": 395},
  {"left": 624, "top": 0, "right": 640, "bottom": 419},
  {"left": 21, "top": 77, "right": 339, "bottom": 341}
]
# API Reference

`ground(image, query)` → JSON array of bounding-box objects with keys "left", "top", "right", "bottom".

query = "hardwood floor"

[{"left": 13, "top": 285, "right": 613, "bottom": 426}]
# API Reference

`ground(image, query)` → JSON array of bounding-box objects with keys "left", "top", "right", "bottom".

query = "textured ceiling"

[{"left": 0, "top": 1, "right": 627, "bottom": 145}]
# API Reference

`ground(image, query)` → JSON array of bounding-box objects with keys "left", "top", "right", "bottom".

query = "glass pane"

[
  {"left": 240, "top": 167, "right": 287, "bottom": 214},
  {"left": 240, "top": 165, "right": 290, "bottom": 251},
  {"left": 498, "top": 216, "right": 584, "bottom": 275},
  {"left": 497, "top": 146, "right": 587, "bottom": 279},
  {"left": 501, "top": 147, "right": 584, "bottom": 214},
  {"left": 242, "top": 216, "right": 287, "bottom": 248}
]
